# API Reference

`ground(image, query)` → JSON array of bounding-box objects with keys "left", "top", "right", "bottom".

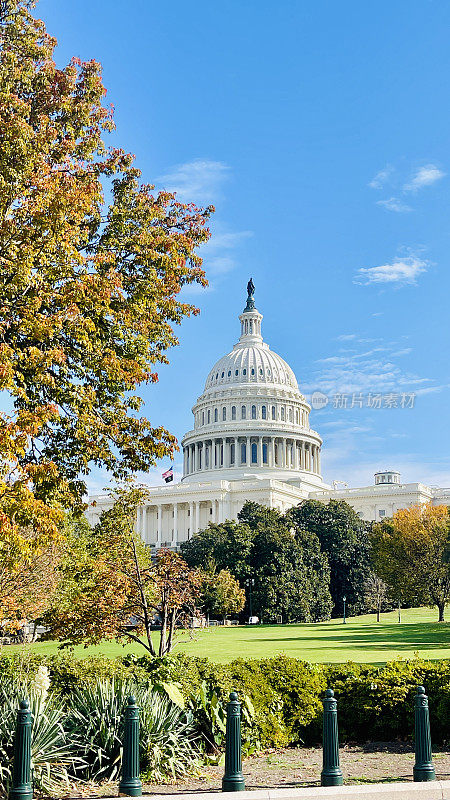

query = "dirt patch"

[{"left": 61, "top": 743, "right": 450, "bottom": 796}]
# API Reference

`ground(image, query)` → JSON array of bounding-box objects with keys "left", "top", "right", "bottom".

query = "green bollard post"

[
  {"left": 10, "top": 699, "right": 33, "bottom": 800},
  {"left": 222, "top": 691, "right": 245, "bottom": 792},
  {"left": 321, "top": 688, "right": 343, "bottom": 787},
  {"left": 119, "top": 696, "right": 142, "bottom": 797},
  {"left": 413, "top": 686, "right": 435, "bottom": 782}
]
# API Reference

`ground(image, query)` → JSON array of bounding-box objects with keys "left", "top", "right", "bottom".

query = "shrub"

[
  {"left": 0, "top": 674, "right": 81, "bottom": 794},
  {"left": 65, "top": 679, "right": 200, "bottom": 782}
]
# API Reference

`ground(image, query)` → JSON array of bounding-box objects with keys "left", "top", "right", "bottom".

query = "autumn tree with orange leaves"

[
  {"left": 0, "top": 0, "right": 211, "bottom": 624},
  {"left": 44, "top": 488, "right": 202, "bottom": 656},
  {"left": 371, "top": 504, "right": 450, "bottom": 622}
]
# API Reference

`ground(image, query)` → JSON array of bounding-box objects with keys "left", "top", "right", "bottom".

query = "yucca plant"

[
  {"left": 65, "top": 678, "right": 200, "bottom": 783},
  {"left": 0, "top": 675, "right": 82, "bottom": 794}
]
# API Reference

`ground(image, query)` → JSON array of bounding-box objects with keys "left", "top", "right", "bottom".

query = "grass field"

[{"left": 9, "top": 606, "right": 450, "bottom": 664}]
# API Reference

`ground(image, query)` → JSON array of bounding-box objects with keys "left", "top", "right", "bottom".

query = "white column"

[
  {"left": 183, "top": 448, "right": 187, "bottom": 475},
  {"left": 301, "top": 442, "right": 305, "bottom": 469},
  {"left": 317, "top": 447, "right": 321, "bottom": 475},
  {"left": 173, "top": 503, "right": 177, "bottom": 544},
  {"left": 189, "top": 502, "right": 193, "bottom": 538},
  {"left": 193, "top": 502, "right": 198, "bottom": 534},
  {"left": 157, "top": 504, "right": 162, "bottom": 545},
  {"left": 218, "top": 498, "right": 224, "bottom": 523}
]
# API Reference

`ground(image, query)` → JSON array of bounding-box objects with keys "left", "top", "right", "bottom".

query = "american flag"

[{"left": 162, "top": 466, "right": 174, "bottom": 483}]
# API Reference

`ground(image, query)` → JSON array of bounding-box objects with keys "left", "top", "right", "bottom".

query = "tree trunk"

[
  {"left": 377, "top": 601, "right": 380, "bottom": 623},
  {"left": 437, "top": 601, "right": 445, "bottom": 622}
]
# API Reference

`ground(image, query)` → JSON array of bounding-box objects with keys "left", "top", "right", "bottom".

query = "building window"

[
  {"left": 243, "top": 368, "right": 247, "bottom": 376},
  {"left": 295, "top": 409, "right": 299, "bottom": 424},
  {"left": 207, "top": 410, "right": 210, "bottom": 424},
  {"left": 251, "top": 367, "right": 255, "bottom": 376},
  {"left": 199, "top": 450, "right": 202, "bottom": 469},
  {"left": 272, "top": 405, "right": 276, "bottom": 420},
  {"left": 241, "top": 443, "right": 246, "bottom": 463},
  {"left": 241, "top": 405, "right": 246, "bottom": 420},
  {"left": 235, "top": 369, "right": 238, "bottom": 376},
  {"left": 202, "top": 411, "right": 205, "bottom": 425},
  {"left": 214, "top": 408, "right": 218, "bottom": 422},
  {"left": 232, "top": 406, "right": 236, "bottom": 420},
  {"left": 289, "top": 407, "right": 293, "bottom": 422},
  {"left": 251, "top": 442, "right": 257, "bottom": 463},
  {"left": 263, "top": 443, "right": 268, "bottom": 463},
  {"left": 281, "top": 407, "right": 285, "bottom": 421},
  {"left": 222, "top": 407, "right": 226, "bottom": 421},
  {"left": 379, "top": 509, "right": 386, "bottom": 517},
  {"left": 231, "top": 443, "right": 235, "bottom": 464},
  {"left": 210, "top": 507, "right": 213, "bottom": 514},
  {"left": 228, "top": 370, "right": 231, "bottom": 377},
  {"left": 274, "top": 443, "right": 278, "bottom": 465},
  {"left": 220, "top": 444, "right": 224, "bottom": 466},
  {"left": 249, "top": 321, "right": 253, "bottom": 333},
  {"left": 221, "top": 372, "right": 224, "bottom": 378},
  {"left": 262, "top": 405, "right": 267, "bottom": 419},
  {"left": 251, "top": 405, "right": 256, "bottom": 419},
  {"left": 205, "top": 447, "right": 209, "bottom": 468}
]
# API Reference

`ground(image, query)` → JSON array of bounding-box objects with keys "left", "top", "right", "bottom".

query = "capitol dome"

[{"left": 181, "top": 281, "right": 323, "bottom": 488}]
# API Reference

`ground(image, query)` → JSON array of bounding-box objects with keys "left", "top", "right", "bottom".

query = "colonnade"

[
  {"left": 136, "top": 497, "right": 225, "bottom": 547},
  {"left": 184, "top": 436, "right": 320, "bottom": 476}
]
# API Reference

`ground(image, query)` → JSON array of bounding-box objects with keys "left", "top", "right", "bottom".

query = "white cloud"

[
  {"left": 157, "top": 159, "right": 230, "bottom": 204},
  {"left": 377, "top": 197, "right": 412, "bottom": 213},
  {"left": 182, "top": 227, "right": 253, "bottom": 295},
  {"left": 404, "top": 164, "right": 445, "bottom": 193},
  {"left": 354, "top": 255, "right": 429, "bottom": 286},
  {"left": 369, "top": 165, "right": 393, "bottom": 189},
  {"left": 303, "top": 336, "right": 435, "bottom": 397}
]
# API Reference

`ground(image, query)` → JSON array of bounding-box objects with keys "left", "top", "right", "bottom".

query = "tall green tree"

[
  {"left": 182, "top": 502, "right": 332, "bottom": 623},
  {"left": 0, "top": 0, "right": 212, "bottom": 538},
  {"left": 288, "top": 500, "right": 372, "bottom": 615}
]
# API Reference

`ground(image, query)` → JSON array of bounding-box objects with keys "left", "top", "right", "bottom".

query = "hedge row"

[{"left": 3, "top": 651, "right": 450, "bottom": 747}]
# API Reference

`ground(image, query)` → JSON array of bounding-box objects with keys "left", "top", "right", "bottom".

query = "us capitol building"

[{"left": 87, "top": 281, "right": 450, "bottom": 546}]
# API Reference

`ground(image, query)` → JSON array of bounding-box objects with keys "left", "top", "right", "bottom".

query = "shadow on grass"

[{"left": 249, "top": 623, "right": 450, "bottom": 652}]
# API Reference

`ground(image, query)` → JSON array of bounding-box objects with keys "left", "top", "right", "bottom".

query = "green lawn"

[{"left": 9, "top": 606, "right": 450, "bottom": 664}]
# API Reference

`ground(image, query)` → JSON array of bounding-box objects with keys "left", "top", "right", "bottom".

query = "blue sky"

[{"left": 38, "top": 0, "right": 450, "bottom": 492}]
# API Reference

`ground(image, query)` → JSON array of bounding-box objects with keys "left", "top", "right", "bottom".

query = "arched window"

[
  {"left": 243, "top": 368, "right": 247, "bottom": 376},
  {"left": 214, "top": 408, "right": 218, "bottom": 422},
  {"left": 230, "top": 443, "right": 235, "bottom": 464},
  {"left": 232, "top": 406, "right": 236, "bottom": 420},
  {"left": 241, "top": 405, "right": 246, "bottom": 420},
  {"left": 281, "top": 407, "right": 285, "bottom": 421},
  {"left": 241, "top": 443, "right": 246, "bottom": 463},
  {"left": 228, "top": 370, "right": 231, "bottom": 377},
  {"left": 263, "top": 443, "right": 268, "bottom": 463},
  {"left": 262, "top": 405, "right": 267, "bottom": 419},
  {"left": 207, "top": 410, "right": 210, "bottom": 424},
  {"left": 272, "top": 405, "right": 276, "bottom": 420},
  {"left": 251, "top": 405, "right": 257, "bottom": 419},
  {"left": 202, "top": 411, "right": 205, "bottom": 425},
  {"left": 222, "top": 407, "right": 226, "bottom": 421},
  {"left": 251, "top": 442, "right": 257, "bottom": 463},
  {"left": 235, "top": 369, "right": 239, "bottom": 376},
  {"left": 221, "top": 372, "right": 224, "bottom": 378},
  {"left": 295, "top": 409, "right": 299, "bottom": 424},
  {"left": 289, "top": 407, "right": 293, "bottom": 422}
]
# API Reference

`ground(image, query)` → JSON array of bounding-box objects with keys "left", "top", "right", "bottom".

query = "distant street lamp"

[{"left": 342, "top": 595, "right": 347, "bottom": 625}]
